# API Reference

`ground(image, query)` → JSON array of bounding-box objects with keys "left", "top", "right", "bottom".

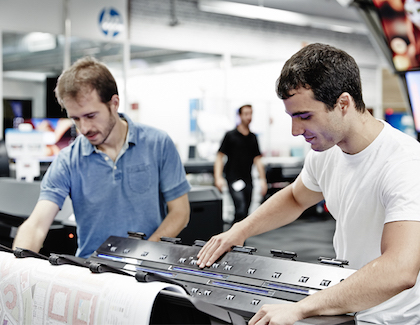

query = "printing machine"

[
  {"left": 0, "top": 160, "right": 357, "bottom": 324},
  {"left": 0, "top": 233, "right": 357, "bottom": 324},
  {"left": 82, "top": 234, "right": 356, "bottom": 324}
]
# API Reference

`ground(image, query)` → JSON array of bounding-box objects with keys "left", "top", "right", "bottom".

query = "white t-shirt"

[{"left": 301, "top": 121, "right": 420, "bottom": 324}]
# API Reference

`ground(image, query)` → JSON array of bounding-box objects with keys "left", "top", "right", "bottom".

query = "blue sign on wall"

[
  {"left": 98, "top": 7, "right": 124, "bottom": 38},
  {"left": 189, "top": 98, "right": 200, "bottom": 133}
]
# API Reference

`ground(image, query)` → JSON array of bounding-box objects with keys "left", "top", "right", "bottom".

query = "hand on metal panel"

[
  {"left": 196, "top": 226, "right": 245, "bottom": 268},
  {"left": 248, "top": 303, "right": 303, "bottom": 325}
]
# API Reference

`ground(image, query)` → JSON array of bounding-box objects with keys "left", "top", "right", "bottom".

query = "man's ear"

[
  {"left": 337, "top": 92, "right": 352, "bottom": 115},
  {"left": 110, "top": 94, "right": 120, "bottom": 112}
]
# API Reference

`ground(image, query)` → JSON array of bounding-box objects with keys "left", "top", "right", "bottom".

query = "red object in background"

[{"left": 385, "top": 108, "right": 394, "bottom": 115}]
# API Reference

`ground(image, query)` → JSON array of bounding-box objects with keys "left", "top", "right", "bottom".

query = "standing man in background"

[{"left": 214, "top": 104, "right": 267, "bottom": 225}]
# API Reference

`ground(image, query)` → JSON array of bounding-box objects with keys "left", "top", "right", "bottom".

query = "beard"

[{"left": 86, "top": 109, "right": 117, "bottom": 146}]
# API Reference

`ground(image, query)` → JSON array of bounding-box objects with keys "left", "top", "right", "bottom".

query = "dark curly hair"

[{"left": 276, "top": 43, "right": 365, "bottom": 112}]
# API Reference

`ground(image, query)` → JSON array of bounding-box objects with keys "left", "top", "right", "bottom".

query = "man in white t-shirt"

[{"left": 196, "top": 43, "right": 420, "bottom": 324}]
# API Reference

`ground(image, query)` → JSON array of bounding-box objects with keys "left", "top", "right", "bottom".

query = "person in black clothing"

[{"left": 214, "top": 104, "right": 267, "bottom": 224}]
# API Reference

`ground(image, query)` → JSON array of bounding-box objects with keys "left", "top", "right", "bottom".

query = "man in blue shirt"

[{"left": 12, "top": 57, "right": 191, "bottom": 258}]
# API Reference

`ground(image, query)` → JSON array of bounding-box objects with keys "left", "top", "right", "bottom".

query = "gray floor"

[{"left": 245, "top": 215, "right": 336, "bottom": 263}]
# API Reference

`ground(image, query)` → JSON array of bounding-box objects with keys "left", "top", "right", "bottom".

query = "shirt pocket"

[{"left": 127, "top": 164, "right": 151, "bottom": 193}]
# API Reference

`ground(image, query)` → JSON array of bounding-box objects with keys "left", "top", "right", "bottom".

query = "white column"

[
  {"left": 375, "top": 66, "right": 383, "bottom": 119},
  {"left": 64, "top": 0, "right": 71, "bottom": 70},
  {"left": 0, "top": 28, "right": 3, "bottom": 139},
  {"left": 222, "top": 52, "right": 232, "bottom": 113},
  {"left": 121, "top": 39, "right": 130, "bottom": 113}
]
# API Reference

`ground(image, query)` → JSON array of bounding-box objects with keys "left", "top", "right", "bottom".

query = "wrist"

[
  {"left": 295, "top": 297, "right": 318, "bottom": 320},
  {"left": 231, "top": 218, "right": 252, "bottom": 242}
]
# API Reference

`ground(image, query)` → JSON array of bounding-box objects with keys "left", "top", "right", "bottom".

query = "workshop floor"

[{"left": 245, "top": 216, "right": 336, "bottom": 263}]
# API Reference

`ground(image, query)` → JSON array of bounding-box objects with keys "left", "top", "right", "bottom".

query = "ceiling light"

[
  {"left": 336, "top": 0, "right": 354, "bottom": 7},
  {"left": 24, "top": 32, "right": 56, "bottom": 52},
  {"left": 198, "top": 0, "right": 367, "bottom": 34}
]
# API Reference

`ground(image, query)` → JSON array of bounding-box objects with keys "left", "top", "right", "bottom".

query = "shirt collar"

[{"left": 81, "top": 112, "right": 136, "bottom": 156}]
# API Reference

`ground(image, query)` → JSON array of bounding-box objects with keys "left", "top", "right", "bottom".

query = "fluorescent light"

[
  {"left": 24, "top": 32, "right": 56, "bottom": 52},
  {"left": 198, "top": 0, "right": 367, "bottom": 34},
  {"left": 336, "top": 0, "right": 354, "bottom": 6},
  {"left": 3, "top": 71, "right": 48, "bottom": 82}
]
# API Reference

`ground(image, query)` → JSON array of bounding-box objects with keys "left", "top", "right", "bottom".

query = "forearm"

[
  {"left": 254, "top": 157, "right": 267, "bottom": 196},
  {"left": 250, "top": 253, "right": 418, "bottom": 325},
  {"left": 198, "top": 176, "right": 323, "bottom": 268},
  {"left": 12, "top": 200, "right": 59, "bottom": 252},
  {"left": 148, "top": 195, "right": 190, "bottom": 242},
  {"left": 213, "top": 153, "right": 224, "bottom": 181},
  {"left": 197, "top": 186, "right": 305, "bottom": 268},
  {"left": 214, "top": 152, "right": 226, "bottom": 191},
  {"left": 296, "top": 253, "right": 416, "bottom": 318},
  {"left": 236, "top": 185, "right": 307, "bottom": 239},
  {"left": 254, "top": 157, "right": 266, "bottom": 181},
  {"left": 13, "top": 219, "right": 49, "bottom": 252},
  {"left": 148, "top": 212, "right": 189, "bottom": 241},
  {"left": 296, "top": 221, "right": 420, "bottom": 318}
]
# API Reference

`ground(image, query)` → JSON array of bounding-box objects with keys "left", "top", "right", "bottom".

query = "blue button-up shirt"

[{"left": 39, "top": 113, "right": 191, "bottom": 257}]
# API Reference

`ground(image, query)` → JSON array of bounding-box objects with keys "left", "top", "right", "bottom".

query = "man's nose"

[
  {"left": 291, "top": 120, "right": 304, "bottom": 137},
  {"left": 78, "top": 119, "right": 90, "bottom": 134}
]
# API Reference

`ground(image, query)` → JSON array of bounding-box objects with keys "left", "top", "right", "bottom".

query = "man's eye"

[
  {"left": 87, "top": 114, "right": 96, "bottom": 119},
  {"left": 300, "top": 115, "right": 311, "bottom": 120}
]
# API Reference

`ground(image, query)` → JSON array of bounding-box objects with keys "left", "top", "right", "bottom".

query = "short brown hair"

[{"left": 55, "top": 56, "right": 118, "bottom": 108}]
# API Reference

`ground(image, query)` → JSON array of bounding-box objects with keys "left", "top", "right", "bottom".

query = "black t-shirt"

[{"left": 219, "top": 128, "right": 261, "bottom": 184}]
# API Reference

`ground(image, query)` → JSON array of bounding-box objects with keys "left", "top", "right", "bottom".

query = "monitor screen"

[
  {"left": 6, "top": 118, "right": 78, "bottom": 162},
  {"left": 404, "top": 70, "right": 420, "bottom": 132},
  {"left": 23, "top": 118, "right": 78, "bottom": 160},
  {"left": 372, "top": 0, "right": 420, "bottom": 71}
]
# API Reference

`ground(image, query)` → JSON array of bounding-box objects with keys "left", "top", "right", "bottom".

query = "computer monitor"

[
  {"left": 22, "top": 118, "right": 78, "bottom": 161},
  {"left": 5, "top": 118, "right": 78, "bottom": 181},
  {"left": 404, "top": 70, "right": 420, "bottom": 135},
  {"left": 371, "top": 0, "right": 420, "bottom": 72}
]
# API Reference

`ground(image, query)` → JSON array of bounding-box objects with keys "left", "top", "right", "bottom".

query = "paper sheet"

[{"left": 0, "top": 251, "right": 186, "bottom": 324}]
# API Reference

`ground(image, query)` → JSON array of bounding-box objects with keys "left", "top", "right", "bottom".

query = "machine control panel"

[{"left": 88, "top": 236, "right": 356, "bottom": 320}]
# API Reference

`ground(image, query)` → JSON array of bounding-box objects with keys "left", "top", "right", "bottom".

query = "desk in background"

[
  {"left": 0, "top": 177, "right": 76, "bottom": 255},
  {"left": 0, "top": 178, "right": 222, "bottom": 254}
]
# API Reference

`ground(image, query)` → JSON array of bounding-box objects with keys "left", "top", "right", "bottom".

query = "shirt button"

[
  {"left": 114, "top": 166, "right": 117, "bottom": 170},
  {"left": 105, "top": 157, "right": 109, "bottom": 161}
]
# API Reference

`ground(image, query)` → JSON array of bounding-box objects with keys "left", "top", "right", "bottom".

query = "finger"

[
  {"left": 202, "top": 240, "right": 232, "bottom": 267},
  {"left": 197, "top": 237, "right": 217, "bottom": 264},
  {"left": 197, "top": 241, "right": 219, "bottom": 268},
  {"left": 248, "top": 310, "right": 264, "bottom": 325},
  {"left": 197, "top": 236, "right": 215, "bottom": 259},
  {"left": 199, "top": 236, "right": 229, "bottom": 268}
]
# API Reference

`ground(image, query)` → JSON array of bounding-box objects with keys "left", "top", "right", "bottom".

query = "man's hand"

[
  {"left": 214, "top": 151, "right": 226, "bottom": 193},
  {"left": 197, "top": 224, "right": 246, "bottom": 268},
  {"left": 249, "top": 303, "right": 304, "bottom": 325},
  {"left": 214, "top": 176, "right": 226, "bottom": 193},
  {"left": 260, "top": 178, "right": 268, "bottom": 197}
]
